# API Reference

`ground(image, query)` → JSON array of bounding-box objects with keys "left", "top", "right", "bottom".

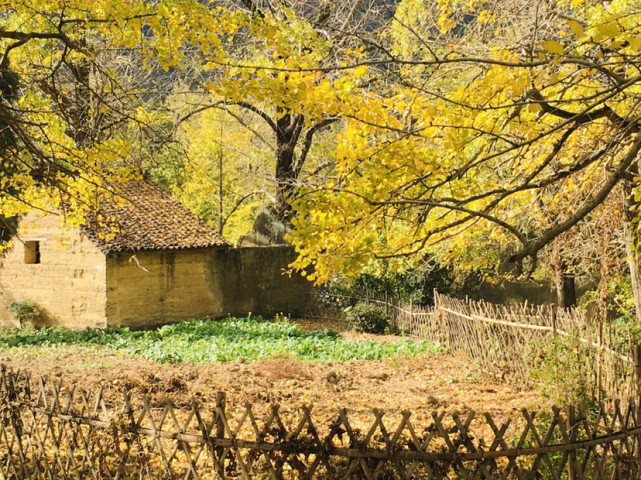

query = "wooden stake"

[
  {"left": 597, "top": 321, "right": 603, "bottom": 401},
  {"left": 384, "top": 291, "right": 389, "bottom": 318},
  {"left": 634, "top": 344, "right": 641, "bottom": 401},
  {"left": 216, "top": 391, "right": 226, "bottom": 460},
  {"left": 567, "top": 405, "right": 577, "bottom": 480}
]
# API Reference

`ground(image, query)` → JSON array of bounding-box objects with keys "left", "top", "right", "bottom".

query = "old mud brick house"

[{"left": 0, "top": 181, "right": 311, "bottom": 329}]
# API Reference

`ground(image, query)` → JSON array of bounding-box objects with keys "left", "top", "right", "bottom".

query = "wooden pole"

[
  {"left": 634, "top": 344, "right": 641, "bottom": 399},
  {"left": 409, "top": 298, "right": 414, "bottom": 332},
  {"left": 633, "top": 343, "right": 641, "bottom": 434},
  {"left": 597, "top": 321, "right": 603, "bottom": 401},
  {"left": 567, "top": 405, "right": 577, "bottom": 480},
  {"left": 434, "top": 289, "right": 443, "bottom": 342},
  {"left": 634, "top": 343, "right": 641, "bottom": 467},
  {"left": 216, "top": 391, "right": 226, "bottom": 461},
  {"left": 384, "top": 291, "right": 389, "bottom": 318}
]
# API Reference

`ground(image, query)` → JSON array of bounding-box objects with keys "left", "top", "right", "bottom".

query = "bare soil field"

[{"left": 0, "top": 327, "right": 548, "bottom": 428}]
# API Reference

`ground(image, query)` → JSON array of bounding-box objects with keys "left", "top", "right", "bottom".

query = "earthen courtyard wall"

[{"left": 105, "top": 247, "right": 311, "bottom": 328}]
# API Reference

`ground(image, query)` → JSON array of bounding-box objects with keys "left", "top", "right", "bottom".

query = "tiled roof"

[{"left": 81, "top": 181, "right": 231, "bottom": 253}]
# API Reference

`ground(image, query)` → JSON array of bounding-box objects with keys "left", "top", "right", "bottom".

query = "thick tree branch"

[
  {"left": 344, "top": 190, "right": 530, "bottom": 246},
  {"left": 511, "top": 133, "right": 641, "bottom": 262},
  {"left": 0, "top": 39, "right": 27, "bottom": 70},
  {"left": 295, "top": 117, "right": 339, "bottom": 177},
  {"left": 234, "top": 101, "right": 278, "bottom": 133},
  {"left": 531, "top": 90, "right": 639, "bottom": 131}
]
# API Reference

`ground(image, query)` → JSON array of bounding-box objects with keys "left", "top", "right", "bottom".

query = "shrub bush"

[
  {"left": 529, "top": 337, "right": 592, "bottom": 407},
  {"left": 343, "top": 302, "right": 389, "bottom": 334},
  {"left": 9, "top": 298, "right": 43, "bottom": 327}
]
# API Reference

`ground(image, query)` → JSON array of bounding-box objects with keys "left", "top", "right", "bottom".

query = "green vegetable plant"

[
  {"left": 9, "top": 298, "right": 43, "bottom": 328},
  {"left": 0, "top": 316, "right": 439, "bottom": 364}
]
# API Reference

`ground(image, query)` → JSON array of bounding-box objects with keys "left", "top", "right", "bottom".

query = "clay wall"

[
  {"left": 105, "top": 249, "right": 220, "bottom": 328},
  {"left": 0, "top": 212, "right": 107, "bottom": 328},
  {"left": 1, "top": 213, "right": 312, "bottom": 329},
  {"left": 105, "top": 247, "right": 312, "bottom": 328},
  {"left": 210, "top": 247, "right": 312, "bottom": 319}
]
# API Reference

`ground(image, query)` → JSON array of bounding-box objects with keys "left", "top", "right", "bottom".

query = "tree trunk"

[
  {"left": 0, "top": 64, "right": 20, "bottom": 243},
  {"left": 274, "top": 110, "right": 304, "bottom": 218},
  {"left": 0, "top": 70, "right": 18, "bottom": 149},
  {"left": 624, "top": 226, "right": 641, "bottom": 322},
  {"left": 68, "top": 61, "right": 93, "bottom": 147},
  {"left": 623, "top": 167, "right": 641, "bottom": 322},
  {"left": 275, "top": 140, "right": 297, "bottom": 217},
  {"left": 556, "top": 266, "right": 576, "bottom": 308},
  {"left": 552, "top": 239, "right": 577, "bottom": 308},
  {"left": 218, "top": 149, "right": 224, "bottom": 235}
]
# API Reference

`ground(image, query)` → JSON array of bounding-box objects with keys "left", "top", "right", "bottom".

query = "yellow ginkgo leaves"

[
  {"left": 288, "top": 0, "right": 641, "bottom": 285},
  {"left": 541, "top": 40, "right": 565, "bottom": 56},
  {"left": 567, "top": 20, "right": 584, "bottom": 37}
]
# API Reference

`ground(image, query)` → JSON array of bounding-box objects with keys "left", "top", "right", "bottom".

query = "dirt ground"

[{"left": 0, "top": 318, "right": 549, "bottom": 431}]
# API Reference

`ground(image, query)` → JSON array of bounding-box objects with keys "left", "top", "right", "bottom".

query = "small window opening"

[{"left": 25, "top": 241, "right": 40, "bottom": 264}]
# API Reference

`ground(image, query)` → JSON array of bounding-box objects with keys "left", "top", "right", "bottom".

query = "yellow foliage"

[
  {"left": 540, "top": 40, "right": 565, "bottom": 55},
  {"left": 288, "top": 0, "right": 641, "bottom": 283}
]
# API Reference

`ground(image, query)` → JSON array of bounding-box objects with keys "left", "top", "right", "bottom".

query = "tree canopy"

[
  {"left": 4, "top": 0, "right": 641, "bottom": 316},
  {"left": 0, "top": 0, "right": 375, "bottom": 233},
  {"left": 0, "top": 0, "right": 178, "bottom": 229},
  {"left": 288, "top": 0, "right": 641, "bottom": 292}
]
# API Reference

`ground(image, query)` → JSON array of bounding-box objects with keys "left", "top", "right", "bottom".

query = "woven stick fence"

[
  {"left": 2, "top": 365, "right": 641, "bottom": 480},
  {"left": 437, "top": 293, "right": 636, "bottom": 399},
  {"left": 331, "top": 292, "right": 638, "bottom": 402}
]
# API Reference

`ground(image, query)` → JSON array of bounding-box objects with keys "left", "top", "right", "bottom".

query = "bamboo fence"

[
  {"left": 437, "top": 293, "right": 635, "bottom": 399},
  {"left": 2, "top": 365, "right": 641, "bottom": 479},
  {"left": 330, "top": 291, "right": 638, "bottom": 402}
]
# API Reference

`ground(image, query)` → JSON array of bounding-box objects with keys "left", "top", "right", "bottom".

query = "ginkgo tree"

[
  {"left": 164, "top": 104, "right": 274, "bottom": 243},
  {"left": 173, "top": 0, "right": 386, "bottom": 219},
  {"left": 287, "top": 0, "right": 641, "bottom": 318},
  {"left": 141, "top": 0, "right": 381, "bottom": 239},
  {"left": 0, "top": 0, "right": 185, "bottom": 234},
  {"left": 0, "top": 0, "right": 383, "bottom": 243}
]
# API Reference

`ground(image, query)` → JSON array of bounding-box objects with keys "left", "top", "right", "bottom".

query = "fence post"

[
  {"left": 567, "top": 405, "right": 577, "bottom": 480},
  {"left": 597, "top": 321, "right": 603, "bottom": 401},
  {"left": 634, "top": 343, "right": 641, "bottom": 466},
  {"left": 634, "top": 344, "right": 641, "bottom": 400},
  {"left": 384, "top": 291, "right": 389, "bottom": 318},
  {"left": 216, "top": 392, "right": 226, "bottom": 460},
  {"left": 409, "top": 298, "right": 414, "bottom": 332},
  {"left": 433, "top": 289, "right": 443, "bottom": 343}
]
